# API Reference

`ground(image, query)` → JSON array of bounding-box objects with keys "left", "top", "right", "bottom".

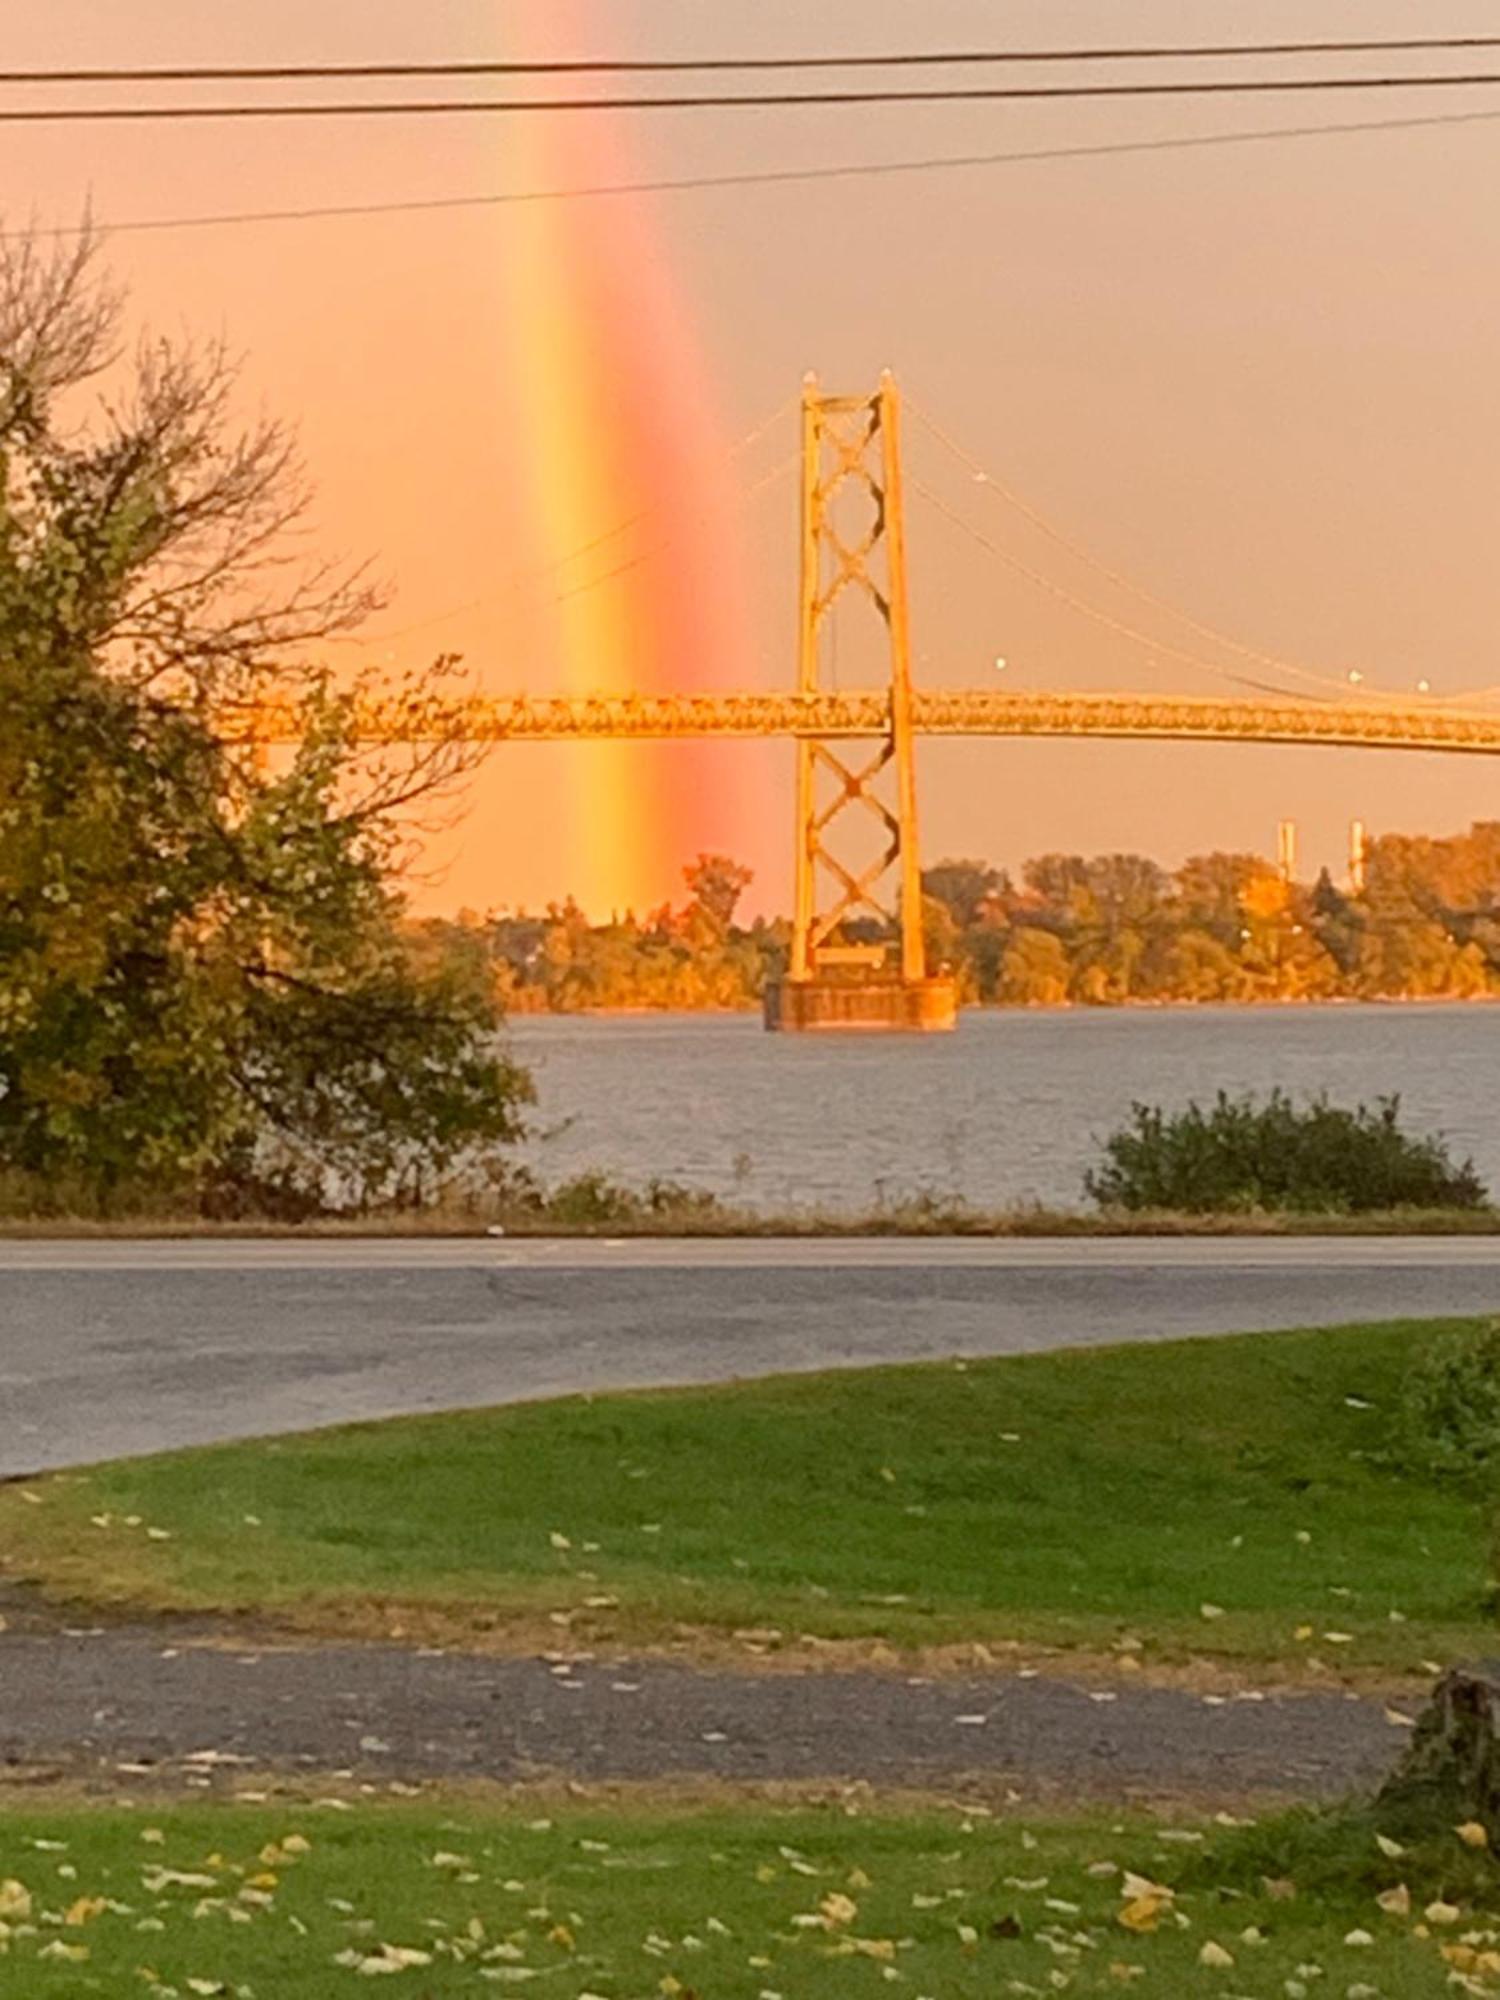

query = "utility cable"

[
  {"left": 12, "top": 37, "right": 1500, "bottom": 82},
  {"left": 16, "top": 106, "right": 1500, "bottom": 241},
  {"left": 9, "top": 73, "right": 1500, "bottom": 122}
]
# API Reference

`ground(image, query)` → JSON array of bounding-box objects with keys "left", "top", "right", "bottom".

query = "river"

[{"left": 507, "top": 1004, "right": 1499, "bottom": 1215}]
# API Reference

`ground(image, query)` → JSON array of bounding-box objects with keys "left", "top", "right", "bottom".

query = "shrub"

[
  {"left": 1397, "top": 1320, "right": 1500, "bottom": 1481},
  {"left": 1085, "top": 1090, "right": 1487, "bottom": 1214}
]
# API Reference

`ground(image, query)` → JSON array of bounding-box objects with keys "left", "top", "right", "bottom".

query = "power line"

[
  {"left": 17, "top": 106, "right": 1500, "bottom": 242},
  {"left": 8, "top": 73, "right": 1500, "bottom": 123},
  {"left": 9, "top": 37, "right": 1500, "bottom": 83}
]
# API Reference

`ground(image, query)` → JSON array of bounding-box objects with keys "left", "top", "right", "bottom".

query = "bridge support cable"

[{"left": 906, "top": 395, "right": 1432, "bottom": 706}]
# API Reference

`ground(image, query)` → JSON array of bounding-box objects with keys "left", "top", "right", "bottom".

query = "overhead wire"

[
  {"left": 13, "top": 106, "right": 1500, "bottom": 241},
  {"left": 11, "top": 37, "right": 1500, "bottom": 81},
  {"left": 6, "top": 73, "right": 1500, "bottom": 123}
]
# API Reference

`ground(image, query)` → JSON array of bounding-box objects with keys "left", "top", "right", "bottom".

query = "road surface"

[{"left": 2, "top": 1235, "right": 1499, "bottom": 1475}]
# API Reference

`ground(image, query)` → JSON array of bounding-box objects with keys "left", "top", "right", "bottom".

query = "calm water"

[{"left": 509, "top": 1005, "right": 1500, "bottom": 1214}]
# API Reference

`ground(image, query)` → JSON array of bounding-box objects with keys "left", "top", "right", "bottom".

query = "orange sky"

[{"left": 9, "top": 0, "right": 1500, "bottom": 914}]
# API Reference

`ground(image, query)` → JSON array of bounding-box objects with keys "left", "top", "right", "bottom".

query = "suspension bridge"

[{"left": 247, "top": 373, "right": 1500, "bottom": 1033}]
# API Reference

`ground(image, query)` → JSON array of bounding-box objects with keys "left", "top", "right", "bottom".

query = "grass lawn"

[
  {"left": 1, "top": 1319, "right": 1494, "bottom": 1670},
  {"left": 0, "top": 1799, "right": 1492, "bottom": 1998}
]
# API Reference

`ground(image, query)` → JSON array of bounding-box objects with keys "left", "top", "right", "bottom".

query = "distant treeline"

[{"left": 409, "top": 824, "right": 1500, "bottom": 1012}]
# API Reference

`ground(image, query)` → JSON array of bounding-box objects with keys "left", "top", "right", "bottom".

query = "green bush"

[
  {"left": 529, "top": 1170, "right": 722, "bottom": 1228},
  {"left": 1397, "top": 1319, "right": 1500, "bottom": 1481},
  {"left": 1085, "top": 1090, "right": 1487, "bottom": 1214}
]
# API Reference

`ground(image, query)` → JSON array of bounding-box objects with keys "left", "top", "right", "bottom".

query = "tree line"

[{"left": 418, "top": 823, "right": 1500, "bottom": 1012}]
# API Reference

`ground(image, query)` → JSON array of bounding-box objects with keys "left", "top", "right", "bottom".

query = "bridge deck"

[{"left": 241, "top": 688, "right": 1500, "bottom": 755}]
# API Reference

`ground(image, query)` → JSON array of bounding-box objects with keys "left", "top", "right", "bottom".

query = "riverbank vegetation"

[
  {"left": 4, "top": 1318, "right": 1491, "bottom": 1673},
  {"left": 0, "top": 1799, "right": 1482, "bottom": 1999},
  {"left": 3, "top": 1092, "right": 1482, "bottom": 1232},
  {"left": 1088, "top": 1092, "right": 1487, "bottom": 1214},
  {"left": 434, "top": 821, "right": 1500, "bottom": 1012}
]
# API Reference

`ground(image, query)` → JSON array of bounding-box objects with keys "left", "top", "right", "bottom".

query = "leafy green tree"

[{"left": 0, "top": 228, "right": 528, "bottom": 1213}]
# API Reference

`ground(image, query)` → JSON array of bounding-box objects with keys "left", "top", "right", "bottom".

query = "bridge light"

[
  {"left": 1347, "top": 669, "right": 1364, "bottom": 685},
  {"left": 1417, "top": 677, "right": 1432, "bottom": 693},
  {"left": 994, "top": 655, "right": 1008, "bottom": 672}
]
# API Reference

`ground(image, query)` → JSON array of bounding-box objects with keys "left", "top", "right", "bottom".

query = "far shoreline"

[{"left": 506, "top": 992, "right": 1500, "bottom": 1022}]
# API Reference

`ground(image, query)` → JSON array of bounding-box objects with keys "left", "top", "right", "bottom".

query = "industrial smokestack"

[
  {"left": 1349, "top": 819, "right": 1368, "bottom": 894},
  {"left": 1276, "top": 819, "right": 1298, "bottom": 884}
]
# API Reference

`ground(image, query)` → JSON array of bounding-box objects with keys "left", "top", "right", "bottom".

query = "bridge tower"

[{"left": 764, "top": 372, "right": 958, "bottom": 1032}]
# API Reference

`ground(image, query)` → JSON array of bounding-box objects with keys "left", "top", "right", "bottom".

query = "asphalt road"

[{"left": 3, "top": 1235, "right": 1499, "bottom": 1475}]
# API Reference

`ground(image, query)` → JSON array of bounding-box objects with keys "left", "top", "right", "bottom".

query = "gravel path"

[{"left": 0, "top": 1611, "right": 1411, "bottom": 1802}]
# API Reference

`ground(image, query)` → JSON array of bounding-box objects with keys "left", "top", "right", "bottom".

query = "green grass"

[
  {"left": 0, "top": 1800, "right": 1490, "bottom": 1998},
  {"left": 2, "top": 1319, "right": 1495, "bottom": 1668}
]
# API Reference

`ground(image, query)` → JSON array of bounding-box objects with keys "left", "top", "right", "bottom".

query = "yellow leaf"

[
  {"left": 1425, "top": 1900, "right": 1462, "bottom": 1926},
  {"left": 1198, "top": 1940, "right": 1234, "bottom": 1968},
  {"left": 1118, "top": 1896, "right": 1166, "bottom": 1935},
  {"left": 819, "top": 1893, "right": 858, "bottom": 1927},
  {"left": 1457, "top": 1822, "right": 1490, "bottom": 1850},
  {"left": 65, "top": 1895, "right": 106, "bottom": 1926},
  {"left": 1375, "top": 1884, "right": 1410, "bottom": 1917},
  {"left": 0, "top": 1882, "right": 31, "bottom": 1922}
]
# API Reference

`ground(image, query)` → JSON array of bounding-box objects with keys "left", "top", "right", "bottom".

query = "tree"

[
  {"left": 997, "top": 926, "right": 1071, "bottom": 1006},
  {"left": 922, "top": 858, "right": 1003, "bottom": 929},
  {"left": 681, "top": 853, "right": 753, "bottom": 937},
  {"left": 0, "top": 227, "right": 529, "bottom": 1212}
]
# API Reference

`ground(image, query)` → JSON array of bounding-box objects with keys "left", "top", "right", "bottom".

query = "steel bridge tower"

[{"left": 764, "top": 372, "right": 958, "bottom": 1032}]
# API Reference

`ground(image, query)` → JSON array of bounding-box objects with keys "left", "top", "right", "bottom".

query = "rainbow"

[{"left": 494, "top": 6, "right": 758, "bottom": 916}]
